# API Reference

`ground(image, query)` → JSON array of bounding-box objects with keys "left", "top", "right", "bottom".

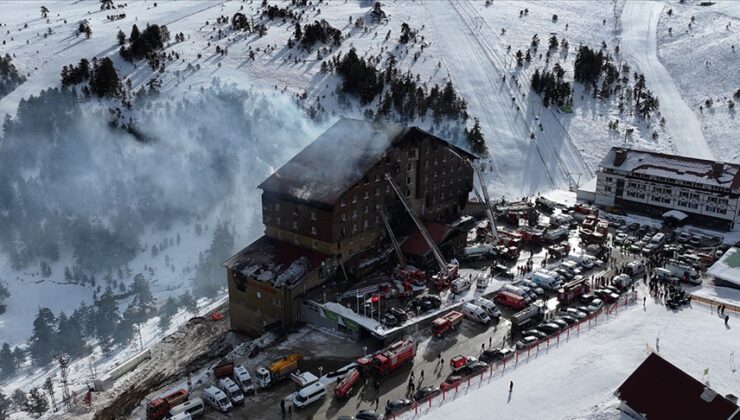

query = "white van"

[
  {"left": 531, "top": 271, "right": 561, "bottom": 291},
  {"left": 202, "top": 386, "right": 232, "bottom": 413},
  {"left": 664, "top": 261, "right": 701, "bottom": 285},
  {"left": 624, "top": 261, "right": 645, "bottom": 278},
  {"left": 168, "top": 413, "right": 191, "bottom": 420},
  {"left": 233, "top": 364, "right": 255, "bottom": 394},
  {"left": 654, "top": 268, "right": 679, "bottom": 283},
  {"left": 461, "top": 302, "right": 491, "bottom": 324},
  {"left": 560, "top": 261, "right": 582, "bottom": 276},
  {"left": 650, "top": 233, "right": 665, "bottom": 246},
  {"left": 293, "top": 382, "right": 326, "bottom": 409},
  {"left": 169, "top": 398, "right": 204, "bottom": 418},
  {"left": 218, "top": 377, "right": 244, "bottom": 405},
  {"left": 474, "top": 297, "right": 501, "bottom": 320},
  {"left": 450, "top": 277, "right": 471, "bottom": 294}
]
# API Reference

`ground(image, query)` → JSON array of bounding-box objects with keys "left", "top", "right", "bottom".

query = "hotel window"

[
  {"left": 352, "top": 194, "right": 358, "bottom": 203},
  {"left": 352, "top": 209, "right": 358, "bottom": 218},
  {"left": 353, "top": 223, "right": 358, "bottom": 233},
  {"left": 311, "top": 226, "right": 317, "bottom": 235},
  {"left": 385, "top": 184, "right": 390, "bottom": 192},
  {"left": 364, "top": 205, "right": 369, "bottom": 214},
  {"left": 364, "top": 190, "right": 369, "bottom": 199},
  {"left": 406, "top": 176, "right": 412, "bottom": 185},
  {"left": 310, "top": 211, "right": 316, "bottom": 221},
  {"left": 340, "top": 199, "right": 346, "bottom": 207},
  {"left": 363, "top": 220, "right": 369, "bottom": 230},
  {"left": 292, "top": 221, "right": 298, "bottom": 229},
  {"left": 375, "top": 187, "right": 380, "bottom": 196},
  {"left": 706, "top": 197, "right": 728, "bottom": 214},
  {"left": 274, "top": 202, "right": 280, "bottom": 210},
  {"left": 407, "top": 150, "right": 416, "bottom": 159},
  {"left": 375, "top": 174, "right": 380, "bottom": 182},
  {"left": 276, "top": 216, "right": 281, "bottom": 225},
  {"left": 341, "top": 212, "right": 346, "bottom": 221},
  {"left": 256, "top": 291, "right": 262, "bottom": 299},
  {"left": 407, "top": 162, "right": 412, "bottom": 171}
]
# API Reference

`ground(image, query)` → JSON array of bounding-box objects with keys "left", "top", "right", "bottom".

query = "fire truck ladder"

[
  {"left": 446, "top": 149, "right": 499, "bottom": 243},
  {"left": 384, "top": 174, "right": 449, "bottom": 275},
  {"left": 379, "top": 208, "right": 406, "bottom": 267}
]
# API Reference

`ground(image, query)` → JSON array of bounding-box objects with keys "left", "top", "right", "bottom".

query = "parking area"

[{"left": 168, "top": 199, "right": 733, "bottom": 420}]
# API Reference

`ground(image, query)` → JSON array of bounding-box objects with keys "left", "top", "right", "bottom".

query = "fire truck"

[
  {"left": 146, "top": 389, "right": 189, "bottom": 420},
  {"left": 335, "top": 338, "right": 417, "bottom": 398},
  {"left": 431, "top": 311, "right": 464, "bottom": 337},
  {"left": 557, "top": 277, "right": 590, "bottom": 305}
]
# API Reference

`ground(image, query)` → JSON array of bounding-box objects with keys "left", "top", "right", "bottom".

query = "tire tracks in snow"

[{"left": 620, "top": 1, "right": 712, "bottom": 159}]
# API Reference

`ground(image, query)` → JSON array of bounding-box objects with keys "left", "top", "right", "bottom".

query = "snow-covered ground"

[
  {"left": 621, "top": 0, "right": 712, "bottom": 159},
  {"left": 411, "top": 285, "right": 738, "bottom": 420}
]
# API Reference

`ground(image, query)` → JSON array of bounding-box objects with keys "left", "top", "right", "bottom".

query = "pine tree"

[
  {"left": 94, "top": 288, "right": 121, "bottom": 353},
  {"left": 130, "top": 24, "right": 141, "bottom": 44},
  {"left": 11, "top": 389, "right": 27, "bottom": 412},
  {"left": 158, "top": 297, "right": 179, "bottom": 330},
  {"left": 117, "top": 29, "right": 126, "bottom": 45},
  {"left": 0, "top": 283, "right": 8, "bottom": 314},
  {"left": 294, "top": 22, "right": 302, "bottom": 40},
  {"left": 515, "top": 50, "right": 524, "bottom": 66},
  {"left": 28, "top": 308, "right": 57, "bottom": 366},
  {"left": 0, "top": 390, "right": 10, "bottom": 420},
  {"left": 0, "top": 343, "right": 16, "bottom": 379},
  {"left": 26, "top": 388, "right": 48, "bottom": 416},
  {"left": 89, "top": 57, "right": 120, "bottom": 98},
  {"left": 56, "top": 312, "right": 87, "bottom": 359},
  {"left": 467, "top": 118, "right": 487, "bottom": 155},
  {"left": 43, "top": 377, "right": 56, "bottom": 413},
  {"left": 179, "top": 291, "right": 198, "bottom": 313}
]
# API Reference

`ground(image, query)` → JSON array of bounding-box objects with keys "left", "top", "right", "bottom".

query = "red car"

[{"left": 440, "top": 375, "right": 462, "bottom": 392}]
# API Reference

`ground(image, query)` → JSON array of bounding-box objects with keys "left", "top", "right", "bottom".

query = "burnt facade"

[{"left": 226, "top": 119, "right": 476, "bottom": 336}]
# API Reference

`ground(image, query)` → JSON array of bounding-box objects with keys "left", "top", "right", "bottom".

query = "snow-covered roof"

[
  {"left": 616, "top": 353, "right": 739, "bottom": 420},
  {"left": 706, "top": 247, "right": 740, "bottom": 287},
  {"left": 662, "top": 210, "right": 688, "bottom": 221},
  {"left": 223, "top": 236, "right": 328, "bottom": 289},
  {"left": 258, "top": 118, "right": 475, "bottom": 206},
  {"left": 600, "top": 147, "right": 740, "bottom": 190}
]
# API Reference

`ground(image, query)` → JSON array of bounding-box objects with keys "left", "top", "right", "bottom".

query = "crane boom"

[
  {"left": 384, "top": 175, "right": 448, "bottom": 275},
  {"left": 444, "top": 148, "right": 499, "bottom": 242},
  {"left": 379, "top": 209, "right": 406, "bottom": 267},
  {"left": 472, "top": 165, "right": 499, "bottom": 243}
]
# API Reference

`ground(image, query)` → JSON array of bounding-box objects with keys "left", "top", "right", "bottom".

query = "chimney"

[
  {"left": 726, "top": 394, "right": 738, "bottom": 404},
  {"left": 700, "top": 387, "right": 717, "bottom": 403},
  {"left": 614, "top": 149, "right": 627, "bottom": 166},
  {"left": 712, "top": 161, "right": 724, "bottom": 177}
]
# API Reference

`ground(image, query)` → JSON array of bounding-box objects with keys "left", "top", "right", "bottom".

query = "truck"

[
  {"left": 664, "top": 261, "right": 701, "bottom": 285},
  {"left": 431, "top": 311, "right": 464, "bottom": 337},
  {"left": 357, "top": 337, "right": 417, "bottom": 376},
  {"left": 462, "top": 244, "right": 494, "bottom": 261},
  {"left": 255, "top": 354, "right": 302, "bottom": 389},
  {"left": 510, "top": 303, "right": 545, "bottom": 330},
  {"left": 557, "top": 277, "right": 589, "bottom": 305},
  {"left": 494, "top": 291, "right": 526, "bottom": 310},
  {"left": 146, "top": 388, "right": 190, "bottom": 420},
  {"left": 334, "top": 368, "right": 361, "bottom": 399}
]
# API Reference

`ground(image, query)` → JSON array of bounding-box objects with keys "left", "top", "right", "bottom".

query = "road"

[{"left": 620, "top": 1, "right": 713, "bottom": 159}]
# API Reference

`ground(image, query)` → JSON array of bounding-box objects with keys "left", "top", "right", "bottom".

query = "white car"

[
  {"left": 564, "top": 308, "right": 588, "bottom": 319},
  {"left": 587, "top": 298, "right": 604, "bottom": 313},
  {"left": 515, "top": 336, "right": 539, "bottom": 350},
  {"left": 614, "top": 233, "right": 628, "bottom": 244}
]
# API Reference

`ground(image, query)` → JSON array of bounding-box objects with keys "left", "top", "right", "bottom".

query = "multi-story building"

[
  {"left": 594, "top": 147, "right": 740, "bottom": 230},
  {"left": 224, "top": 118, "right": 476, "bottom": 336}
]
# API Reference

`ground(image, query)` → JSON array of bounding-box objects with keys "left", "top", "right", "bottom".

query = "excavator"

[{"left": 385, "top": 175, "right": 459, "bottom": 291}]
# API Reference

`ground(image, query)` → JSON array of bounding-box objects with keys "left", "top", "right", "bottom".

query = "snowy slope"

[
  {"left": 620, "top": 0, "right": 712, "bottom": 159},
  {"left": 415, "top": 292, "right": 738, "bottom": 420}
]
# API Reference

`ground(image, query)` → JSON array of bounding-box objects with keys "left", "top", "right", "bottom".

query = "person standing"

[
  {"left": 726, "top": 315, "right": 730, "bottom": 326},
  {"left": 509, "top": 381, "right": 513, "bottom": 392},
  {"left": 280, "top": 399, "right": 285, "bottom": 416}
]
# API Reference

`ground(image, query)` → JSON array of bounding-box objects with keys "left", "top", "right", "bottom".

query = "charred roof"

[{"left": 258, "top": 118, "right": 476, "bottom": 206}]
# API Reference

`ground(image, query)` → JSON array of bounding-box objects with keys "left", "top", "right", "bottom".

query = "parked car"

[
  {"left": 381, "top": 313, "right": 398, "bottom": 327},
  {"left": 577, "top": 305, "right": 595, "bottom": 315},
  {"left": 440, "top": 376, "right": 462, "bottom": 392},
  {"left": 413, "top": 386, "right": 441, "bottom": 402},
  {"left": 558, "top": 315, "right": 577, "bottom": 325},
  {"left": 614, "top": 233, "right": 628, "bottom": 244},
  {"left": 587, "top": 298, "right": 604, "bottom": 312},
  {"left": 523, "top": 329, "right": 548, "bottom": 340},
  {"left": 473, "top": 297, "right": 502, "bottom": 320},
  {"left": 562, "top": 308, "right": 587, "bottom": 319},
  {"left": 535, "top": 322, "right": 560, "bottom": 335},
  {"left": 550, "top": 318, "right": 568, "bottom": 329},
  {"left": 516, "top": 280, "right": 545, "bottom": 296},
  {"left": 385, "top": 399, "right": 413, "bottom": 416},
  {"left": 479, "top": 348, "right": 514, "bottom": 364},
  {"left": 594, "top": 289, "right": 619, "bottom": 303},
  {"left": 457, "top": 361, "right": 489, "bottom": 377},
  {"left": 677, "top": 231, "right": 691, "bottom": 243},
  {"left": 579, "top": 293, "right": 596, "bottom": 304},
  {"left": 389, "top": 308, "right": 408, "bottom": 323},
  {"left": 355, "top": 410, "right": 382, "bottom": 420},
  {"left": 515, "top": 336, "right": 539, "bottom": 350}
]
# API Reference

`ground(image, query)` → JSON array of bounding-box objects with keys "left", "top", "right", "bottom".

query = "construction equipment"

[
  {"left": 385, "top": 175, "right": 457, "bottom": 290},
  {"left": 255, "top": 354, "right": 302, "bottom": 389}
]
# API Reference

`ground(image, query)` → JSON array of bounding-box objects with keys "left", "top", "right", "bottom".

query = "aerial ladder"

[
  {"left": 379, "top": 209, "right": 405, "bottom": 267},
  {"left": 385, "top": 175, "right": 458, "bottom": 291},
  {"left": 380, "top": 209, "right": 427, "bottom": 292},
  {"left": 446, "top": 149, "right": 499, "bottom": 243}
]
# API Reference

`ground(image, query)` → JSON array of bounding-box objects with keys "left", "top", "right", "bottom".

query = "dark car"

[
  {"left": 355, "top": 410, "right": 382, "bottom": 420},
  {"left": 411, "top": 295, "right": 441, "bottom": 312},
  {"left": 559, "top": 315, "right": 577, "bottom": 325},
  {"left": 579, "top": 293, "right": 596, "bottom": 304},
  {"left": 385, "top": 399, "right": 413, "bottom": 415},
  {"left": 628, "top": 223, "right": 640, "bottom": 231},
  {"left": 479, "top": 348, "right": 513, "bottom": 363},
  {"left": 535, "top": 322, "right": 560, "bottom": 335},
  {"left": 413, "top": 386, "right": 441, "bottom": 402},
  {"left": 381, "top": 313, "right": 398, "bottom": 327},
  {"left": 457, "top": 361, "right": 488, "bottom": 377},
  {"left": 550, "top": 318, "right": 568, "bottom": 329},
  {"left": 389, "top": 307, "right": 408, "bottom": 323},
  {"left": 523, "top": 329, "right": 548, "bottom": 340},
  {"left": 492, "top": 264, "right": 515, "bottom": 279}
]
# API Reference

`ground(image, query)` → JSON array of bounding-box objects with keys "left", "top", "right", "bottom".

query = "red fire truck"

[
  {"left": 334, "top": 367, "right": 361, "bottom": 399},
  {"left": 557, "top": 277, "right": 590, "bottom": 305},
  {"left": 431, "top": 311, "right": 463, "bottom": 337},
  {"left": 357, "top": 337, "right": 417, "bottom": 376}
]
